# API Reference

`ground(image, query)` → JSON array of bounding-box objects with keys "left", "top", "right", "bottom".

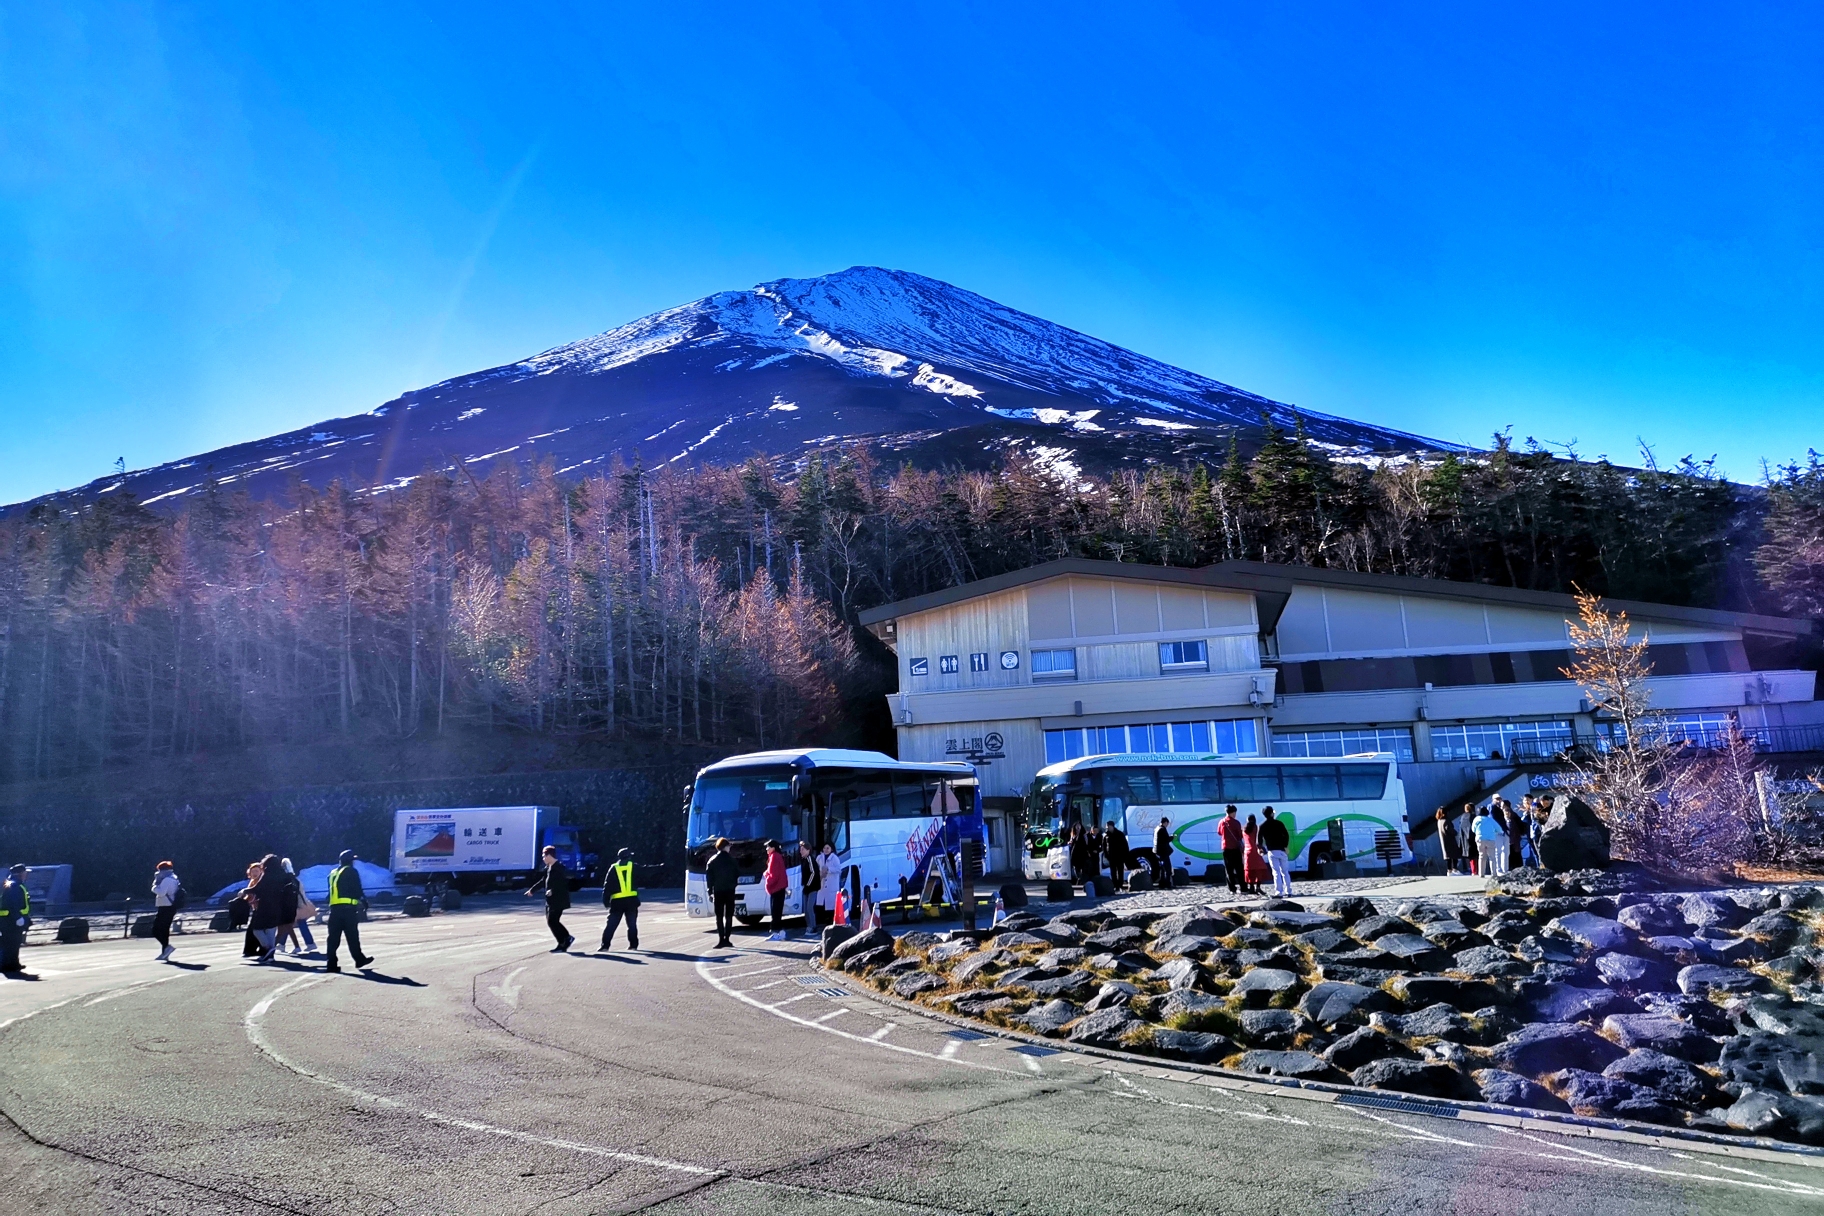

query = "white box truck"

[{"left": 390, "top": 806, "right": 587, "bottom": 891}]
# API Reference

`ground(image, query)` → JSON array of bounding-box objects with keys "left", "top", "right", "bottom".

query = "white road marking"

[
  {"left": 765, "top": 993, "right": 816, "bottom": 1009},
  {"left": 940, "top": 1041, "right": 960, "bottom": 1059},
  {"left": 695, "top": 959, "right": 1017, "bottom": 1074},
  {"left": 1487, "top": 1127, "right": 1824, "bottom": 1198},
  {"left": 719, "top": 964, "right": 784, "bottom": 980},
  {"left": 490, "top": 966, "right": 527, "bottom": 1008},
  {"left": 746, "top": 979, "right": 790, "bottom": 991},
  {"left": 1021, "top": 1056, "right": 1043, "bottom": 1074},
  {"left": 813, "top": 1009, "right": 851, "bottom": 1023},
  {"left": 245, "top": 975, "right": 716, "bottom": 1176},
  {"left": 82, "top": 972, "right": 188, "bottom": 1006},
  {"left": 869, "top": 1024, "right": 897, "bottom": 1041}
]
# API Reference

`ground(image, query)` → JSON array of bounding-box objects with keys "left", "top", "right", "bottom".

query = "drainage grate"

[
  {"left": 1011, "top": 1045, "right": 1058, "bottom": 1057},
  {"left": 790, "top": 974, "right": 827, "bottom": 986},
  {"left": 945, "top": 1029, "right": 990, "bottom": 1041},
  {"left": 813, "top": 987, "right": 848, "bottom": 999},
  {"left": 1335, "top": 1092, "right": 1460, "bottom": 1119}
]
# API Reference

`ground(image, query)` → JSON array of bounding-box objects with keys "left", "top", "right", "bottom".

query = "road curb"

[{"left": 821, "top": 965, "right": 1824, "bottom": 1168}]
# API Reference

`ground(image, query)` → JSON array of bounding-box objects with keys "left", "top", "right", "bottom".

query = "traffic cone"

[
  {"left": 992, "top": 892, "right": 1006, "bottom": 926},
  {"left": 833, "top": 890, "right": 848, "bottom": 926}
]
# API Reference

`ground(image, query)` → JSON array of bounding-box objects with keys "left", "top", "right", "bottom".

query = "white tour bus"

[
  {"left": 683, "top": 749, "right": 982, "bottom": 927},
  {"left": 1032, "top": 752, "right": 1412, "bottom": 878}
]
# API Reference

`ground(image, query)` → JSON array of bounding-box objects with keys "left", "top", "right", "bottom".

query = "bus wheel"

[
  {"left": 736, "top": 914, "right": 764, "bottom": 927},
  {"left": 1303, "top": 845, "right": 1331, "bottom": 880}
]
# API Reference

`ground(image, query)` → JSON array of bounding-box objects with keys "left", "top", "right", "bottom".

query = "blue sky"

[{"left": 2, "top": 2, "right": 1819, "bottom": 503}]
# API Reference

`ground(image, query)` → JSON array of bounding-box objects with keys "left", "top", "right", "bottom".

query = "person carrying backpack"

[{"left": 151, "top": 861, "right": 184, "bottom": 962}]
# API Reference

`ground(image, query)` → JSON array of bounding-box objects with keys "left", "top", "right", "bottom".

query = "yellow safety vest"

[
  {"left": 328, "top": 867, "right": 359, "bottom": 906},
  {"left": 610, "top": 862, "right": 636, "bottom": 900}
]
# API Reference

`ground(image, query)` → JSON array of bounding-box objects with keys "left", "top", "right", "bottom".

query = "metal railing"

[{"left": 1477, "top": 723, "right": 1824, "bottom": 765}]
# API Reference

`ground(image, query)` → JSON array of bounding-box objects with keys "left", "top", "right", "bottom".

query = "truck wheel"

[{"left": 736, "top": 914, "right": 764, "bottom": 927}]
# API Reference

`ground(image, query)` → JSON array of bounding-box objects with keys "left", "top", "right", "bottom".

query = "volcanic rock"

[
  {"left": 1536, "top": 796, "right": 1611, "bottom": 872},
  {"left": 1067, "top": 1006, "right": 1143, "bottom": 1048},
  {"left": 1546, "top": 1068, "right": 1677, "bottom": 1124},
  {"left": 1318, "top": 896, "right": 1377, "bottom": 926},
  {"left": 1239, "top": 1008, "right": 1301, "bottom": 1048},
  {"left": 1677, "top": 964, "right": 1769, "bottom": 997},
  {"left": 1389, "top": 976, "right": 1505, "bottom": 1010},
  {"left": 1527, "top": 983, "right": 1638, "bottom": 1024},
  {"left": 1352, "top": 1058, "right": 1465, "bottom": 1098},
  {"left": 1148, "top": 1029, "right": 1232, "bottom": 1063},
  {"left": 1679, "top": 892, "right": 1749, "bottom": 932},
  {"left": 1600, "top": 1013, "right": 1720, "bottom": 1063},
  {"left": 1299, "top": 981, "right": 1395, "bottom": 1027},
  {"left": 1232, "top": 1050, "right": 1336, "bottom": 1080},
  {"left": 1490, "top": 1022, "right": 1626, "bottom": 1078},
  {"left": 1474, "top": 1068, "right": 1569, "bottom": 1111},
  {"left": 891, "top": 971, "right": 945, "bottom": 998},
  {"left": 1019, "top": 999, "right": 1082, "bottom": 1035},
  {"left": 1323, "top": 1027, "right": 1416, "bottom": 1070},
  {"left": 1453, "top": 945, "right": 1528, "bottom": 978},
  {"left": 1350, "top": 915, "right": 1416, "bottom": 942},
  {"left": 1547, "top": 912, "right": 1630, "bottom": 953},
  {"left": 1232, "top": 967, "right": 1302, "bottom": 1007},
  {"left": 1602, "top": 1049, "right": 1714, "bottom": 1108}
]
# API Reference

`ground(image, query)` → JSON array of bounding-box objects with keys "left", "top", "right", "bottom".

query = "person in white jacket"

[
  {"left": 817, "top": 844, "right": 842, "bottom": 920},
  {"left": 151, "top": 862, "right": 181, "bottom": 962}
]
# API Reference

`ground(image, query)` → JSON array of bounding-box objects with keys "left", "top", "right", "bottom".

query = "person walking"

[
  {"left": 247, "top": 852, "right": 289, "bottom": 964},
  {"left": 324, "top": 849, "right": 374, "bottom": 973},
  {"left": 1103, "top": 820, "right": 1130, "bottom": 892},
  {"left": 527, "top": 845, "right": 574, "bottom": 952},
  {"left": 797, "top": 841, "right": 822, "bottom": 938},
  {"left": 1217, "top": 805, "right": 1245, "bottom": 894},
  {"left": 1, "top": 864, "right": 31, "bottom": 976},
  {"left": 762, "top": 840, "right": 789, "bottom": 937},
  {"left": 1260, "top": 807, "right": 1293, "bottom": 898},
  {"left": 706, "top": 837, "right": 740, "bottom": 948},
  {"left": 279, "top": 858, "right": 317, "bottom": 956},
  {"left": 151, "top": 861, "right": 182, "bottom": 962},
  {"left": 1435, "top": 808, "right": 1462, "bottom": 875},
  {"left": 1153, "top": 818, "right": 1174, "bottom": 890},
  {"left": 599, "top": 848, "right": 650, "bottom": 951}
]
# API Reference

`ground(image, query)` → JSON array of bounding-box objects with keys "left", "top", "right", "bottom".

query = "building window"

[
  {"left": 1158, "top": 640, "right": 1209, "bottom": 671},
  {"left": 1031, "top": 649, "right": 1077, "bottom": 680},
  {"left": 1044, "top": 718, "right": 1260, "bottom": 765},
  {"left": 1271, "top": 727, "right": 1415, "bottom": 763},
  {"left": 1430, "top": 720, "right": 1573, "bottom": 762}
]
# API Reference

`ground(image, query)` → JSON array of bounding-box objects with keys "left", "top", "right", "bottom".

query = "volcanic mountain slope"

[{"left": 34, "top": 267, "right": 1454, "bottom": 509}]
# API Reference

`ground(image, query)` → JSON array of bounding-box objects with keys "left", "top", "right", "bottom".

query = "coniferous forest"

[{"left": 1, "top": 424, "right": 1820, "bottom": 789}]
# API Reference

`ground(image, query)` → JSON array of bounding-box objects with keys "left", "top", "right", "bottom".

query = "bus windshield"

[{"left": 687, "top": 769, "right": 802, "bottom": 847}]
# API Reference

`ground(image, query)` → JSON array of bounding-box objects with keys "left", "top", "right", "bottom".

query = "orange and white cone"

[{"left": 833, "top": 890, "right": 848, "bottom": 926}]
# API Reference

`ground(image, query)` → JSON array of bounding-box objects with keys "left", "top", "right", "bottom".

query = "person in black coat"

[
  {"left": 247, "top": 853, "right": 290, "bottom": 964},
  {"left": 704, "top": 838, "right": 740, "bottom": 948},
  {"left": 527, "top": 846, "right": 573, "bottom": 952},
  {"left": 1103, "top": 821, "right": 1130, "bottom": 892}
]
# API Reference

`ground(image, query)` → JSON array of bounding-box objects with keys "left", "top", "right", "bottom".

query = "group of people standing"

[
  {"left": 1063, "top": 819, "right": 1174, "bottom": 893},
  {"left": 1433, "top": 796, "right": 1546, "bottom": 876},
  {"left": 1216, "top": 805, "right": 1293, "bottom": 898}
]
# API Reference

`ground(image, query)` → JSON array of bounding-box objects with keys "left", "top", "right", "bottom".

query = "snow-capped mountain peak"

[{"left": 21, "top": 268, "right": 1452, "bottom": 512}]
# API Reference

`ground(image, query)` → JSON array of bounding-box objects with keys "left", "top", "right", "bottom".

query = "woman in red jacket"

[
  {"left": 762, "top": 840, "right": 790, "bottom": 936},
  {"left": 1242, "top": 815, "right": 1270, "bottom": 897}
]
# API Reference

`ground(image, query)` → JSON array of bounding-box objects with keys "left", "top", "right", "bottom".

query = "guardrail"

[{"left": 1496, "top": 724, "right": 1824, "bottom": 765}]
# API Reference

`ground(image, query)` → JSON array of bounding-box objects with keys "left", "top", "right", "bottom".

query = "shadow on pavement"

[
  {"left": 1, "top": 971, "right": 40, "bottom": 981},
  {"left": 349, "top": 970, "right": 425, "bottom": 987},
  {"left": 164, "top": 961, "right": 209, "bottom": 971}
]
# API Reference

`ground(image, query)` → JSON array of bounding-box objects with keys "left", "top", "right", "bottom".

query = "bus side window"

[
  {"left": 1339, "top": 764, "right": 1390, "bottom": 799},
  {"left": 829, "top": 798, "right": 850, "bottom": 852}
]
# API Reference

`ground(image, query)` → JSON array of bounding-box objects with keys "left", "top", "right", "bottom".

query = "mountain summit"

[{"left": 42, "top": 267, "right": 1450, "bottom": 509}]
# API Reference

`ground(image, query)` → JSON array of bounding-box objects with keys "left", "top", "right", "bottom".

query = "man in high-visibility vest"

[
  {"left": 1, "top": 864, "right": 31, "bottom": 975},
  {"left": 325, "top": 850, "right": 375, "bottom": 973},
  {"left": 599, "top": 848, "right": 656, "bottom": 952}
]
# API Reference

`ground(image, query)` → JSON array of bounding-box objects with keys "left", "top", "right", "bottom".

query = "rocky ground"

[{"left": 823, "top": 865, "right": 1824, "bottom": 1148}]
